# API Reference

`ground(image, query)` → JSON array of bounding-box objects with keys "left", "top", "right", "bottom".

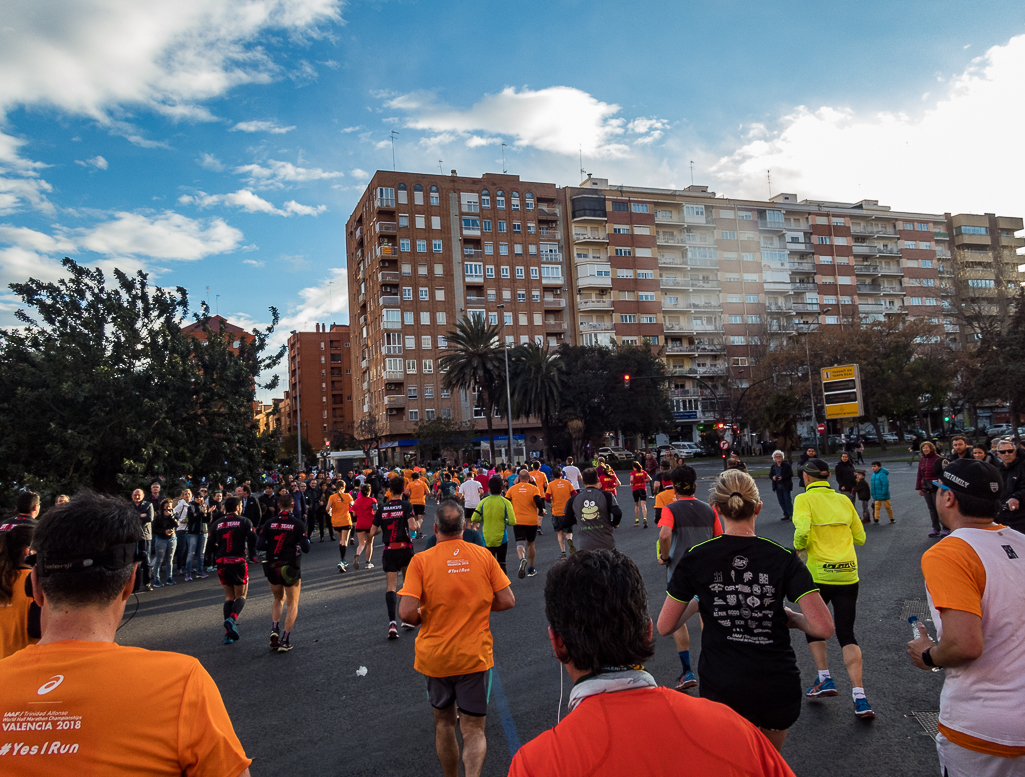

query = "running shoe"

[
  {"left": 224, "top": 617, "right": 240, "bottom": 642},
  {"left": 354, "top": 557, "right": 360, "bottom": 570},
  {"left": 873, "top": 519, "right": 879, "bottom": 524},
  {"left": 567, "top": 539, "right": 577, "bottom": 554},
  {"left": 527, "top": 567, "right": 537, "bottom": 577},
  {"left": 634, "top": 519, "right": 639, "bottom": 526},
  {"left": 890, "top": 518, "right": 895, "bottom": 523},
  {"left": 805, "top": 677, "right": 838, "bottom": 697},
  {"left": 153, "top": 581, "right": 163, "bottom": 588},
  {"left": 269, "top": 630, "right": 280, "bottom": 650},
  {"left": 165, "top": 579, "right": 176, "bottom": 586},
  {"left": 143, "top": 584, "right": 153, "bottom": 592},
  {"left": 676, "top": 671, "right": 698, "bottom": 691},
  {"left": 560, "top": 551, "right": 567, "bottom": 559},
  {"left": 388, "top": 622, "right": 399, "bottom": 640},
  {"left": 223, "top": 635, "right": 235, "bottom": 644},
  {"left": 184, "top": 576, "right": 193, "bottom": 582},
  {"left": 365, "top": 562, "right": 375, "bottom": 569},
  {"left": 928, "top": 531, "right": 942, "bottom": 538},
  {"left": 197, "top": 572, "right": 209, "bottom": 579},
  {"left": 401, "top": 621, "right": 416, "bottom": 630},
  {"left": 643, "top": 521, "right": 648, "bottom": 529},
  {"left": 537, "top": 528, "right": 543, "bottom": 535},
  {"left": 338, "top": 562, "right": 348, "bottom": 574},
  {"left": 277, "top": 641, "right": 293, "bottom": 653},
  {"left": 518, "top": 559, "right": 528, "bottom": 579},
  {"left": 350, "top": 536, "right": 356, "bottom": 545},
  {"left": 853, "top": 697, "right": 875, "bottom": 718}
]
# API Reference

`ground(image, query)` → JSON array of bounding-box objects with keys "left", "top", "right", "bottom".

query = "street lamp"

[
  {"left": 290, "top": 329, "right": 302, "bottom": 472},
  {"left": 495, "top": 305, "right": 515, "bottom": 465},
  {"left": 800, "top": 307, "right": 830, "bottom": 452}
]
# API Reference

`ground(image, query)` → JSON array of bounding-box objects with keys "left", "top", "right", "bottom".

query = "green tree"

[
  {"left": 509, "top": 342, "right": 562, "bottom": 460},
  {"left": 972, "top": 287, "right": 1025, "bottom": 442},
  {"left": 439, "top": 315, "right": 503, "bottom": 461}
]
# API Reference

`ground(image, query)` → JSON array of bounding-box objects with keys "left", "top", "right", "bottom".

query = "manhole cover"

[
  {"left": 911, "top": 710, "right": 940, "bottom": 737},
  {"left": 900, "top": 599, "right": 932, "bottom": 623}
]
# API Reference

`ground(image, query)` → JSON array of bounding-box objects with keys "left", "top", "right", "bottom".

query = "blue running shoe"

[
  {"left": 224, "top": 617, "right": 240, "bottom": 642},
  {"left": 805, "top": 677, "right": 839, "bottom": 697},
  {"left": 854, "top": 697, "right": 875, "bottom": 718},
  {"left": 675, "top": 671, "right": 698, "bottom": 691},
  {"left": 223, "top": 635, "right": 235, "bottom": 644}
]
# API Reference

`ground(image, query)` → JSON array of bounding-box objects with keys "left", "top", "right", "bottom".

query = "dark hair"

[
  {"left": 16, "top": 491, "right": 39, "bottom": 514},
  {"left": 553, "top": 467, "right": 563, "bottom": 479},
  {"left": 33, "top": 491, "right": 141, "bottom": 607},
  {"left": 632, "top": 461, "right": 642, "bottom": 471},
  {"left": 411, "top": 471, "right": 420, "bottom": 480},
  {"left": 241, "top": 484, "right": 252, "bottom": 495},
  {"left": 488, "top": 476, "right": 504, "bottom": 495},
  {"left": 951, "top": 435, "right": 967, "bottom": 444},
  {"left": 360, "top": 484, "right": 371, "bottom": 497},
  {"left": 871, "top": 461, "right": 882, "bottom": 467},
  {"left": 581, "top": 468, "right": 599, "bottom": 486},
  {"left": 223, "top": 496, "right": 241, "bottom": 514},
  {"left": 0, "top": 523, "right": 34, "bottom": 604},
  {"left": 278, "top": 493, "right": 294, "bottom": 509},
  {"left": 434, "top": 500, "right": 464, "bottom": 535},
  {"left": 158, "top": 497, "right": 174, "bottom": 512},
  {"left": 389, "top": 476, "right": 405, "bottom": 495},
  {"left": 544, "top": 550, "right": 654, "bottom": 673},
  {"left": 670, "top": 465, "right": 696, "bottom": 495}
]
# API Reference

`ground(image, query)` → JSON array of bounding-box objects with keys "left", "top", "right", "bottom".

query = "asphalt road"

[{"left": 117, "top": 457, "right": 947, "bottom": 776}]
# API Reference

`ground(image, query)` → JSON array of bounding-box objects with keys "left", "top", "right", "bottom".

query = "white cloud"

[
  {"left": 242, "top": 258, "right": 265, "bottom": 267},
  {"left": 350, "top": 168, "right": 368, "bottom": 179},
  {"left": 283, "top": 200, "right": 327, "bottom": 216},
  {"left": 198, "top": 152, "right": 225, "bottom": 171},
  {"left": 231, "top": 120, "right": 296, "bottom": 134},
  {"left": 710, "top": 33, "right": 1025, "bottom": 215},
  {"left": 341, "top": 125, "right": 362, "bottom": 133},
  {"left": 179, "top": 188, "right": 326, "bottom": 216},
  {"left": 385, "top": 86, "right": 666, "bottom": 158},
  {"left": 233, "top": 159, "right": 344, "bottom": 188},
  {"left": 78, "top": 211, "right": 243, "bottom": 260},
  {"left": 75, "top": 155, "right": 108, "bottom": 170},
  {"left": 0, "top": 130, "right": 55, "bottom": 215}
]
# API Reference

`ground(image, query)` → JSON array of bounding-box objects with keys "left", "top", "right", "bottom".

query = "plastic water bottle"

[{"left": 909, "top": 616, "right": 941, "bottom": 672}]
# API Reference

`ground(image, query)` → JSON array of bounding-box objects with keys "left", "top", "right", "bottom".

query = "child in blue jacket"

[{"left": 870, "top": 462, "right": 893, "bottom": 523}]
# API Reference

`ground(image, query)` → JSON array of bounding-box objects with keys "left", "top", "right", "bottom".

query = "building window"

[
  {"left": 406, "top": 360, "right": 417, "bottom": 374},
  {"left": 611, "top": 201, "right": 628, "bottom": 212},
  {"left": 620, "top": 314, "right": 637, "bottom": 323},
  {"left": 920, "top": 259, "right": 933, "bottom": 268},
  {"left": 511, "top": 192, "right": 520, "bottom": 211},
  {"left": 404, "top": 335, "right": 416, "bottom": 350},
  {"left": 745, "top": 294, "right": 759, "bottom": 303},
  {"left": 485, "top": 265, "right": 495, "bottom": 278},
  {"left": 503, "top": 312, "right": 513, "bottom": 325},
  {"left": 498, "top": 220, "right": 507, "bottom": 233},
  {"left": 637, "top": 270, "right": 653, "bottom": 279},
  {"left": 402, "top": 287, "right": 412, "bottom": 300},
  {"left": 616, "top": 269, "right": 633, "bottom": 278},
  {"left": 729, "top": 315, "right": 743, "bottom": 324},
  {"left": 640, "top": 315, "right": 657, "bottom": 323},
  {"left": 483, "top": 219, "right": 492, "bottom": 232},
  {"left": 408, "top": 409, "right": 419, "bottom": 421},
  {"left": 817, "top": 236, "right": 831, "bottom": 245},
  {"left": 721, "top": 230, "right": 737, "bottom": 240},
  {"left": 397, "top": 183, "right": 408, "bottom": 204},
  {"left": 517, "top": 290, "right": 526, "bottom": 302},
  {"left": 501, "top": 266, "right": 510, "bottom": 278},
  {"left": 438, "top": 336, "right": 447, "bottom": 348},
  {"left": 418, "top": 287, "right": 429, "bottom": 300},
  {"left": 420, "top": 311, "right": 430, "bottom": 325},
  {"left": 747, "top": 315, "right": 761, "bottom": 324},
  {"left": 488, "top": 312, "right": 498, "bottom": 325},
  {"left": 824, "top": 316, "right": 840, "bottom": 324},
  {"left": 730, "top": 335, "right": 746, "bottom": 345},
  {"left": 631, "top": 203, "right": 649, "bottom": 213},
  {"left": 481, "top": 190, "right": 491, "bottom": 208},
  {"left": 429, "top": 186, "right": 440, "bottom": 206},
  {"left": 432, "top": 239, "right": 443, "bottom": 253},
  {"left": 423, "top": 359, "right": 434, "bottom": 373},
  {"left": 416, "top": 239, "right": 427, "bottom": 252},
  {"left": 496, "top": 191, "right": 505, "bottom": 209},
  {"left": 614, "top": 247, "right": 632, "bottom": 256},
  {"left": 499, "top": 243, "right": 509, "bottom": 256},
  {"left": 415, "top": 214, "right": 425, "bottom": 229},
  {"left": 403, "top": 311, "right": 414, "bottom": 325},
  {"left": 638, "top": 292, "right": 655, "bottom": 301},
  {"left": 530, "top": 267, "right": 539, "bottom": 279},
  {"left": 400, "top": 238, "right": 411, "bottom": 252},
  {"left": 435, "top": 312, "right": 446, "bottom": 325}
]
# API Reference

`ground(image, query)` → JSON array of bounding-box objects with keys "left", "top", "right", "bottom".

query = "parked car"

[
  {"left": 597, "top": 446, "right": 632, "bottom": 462},
  {"left": 676, "top": 442, "right": 702, "bottom": 458},
  {"left": 880, "top": 432, "right": 900, "bottom": 443}
]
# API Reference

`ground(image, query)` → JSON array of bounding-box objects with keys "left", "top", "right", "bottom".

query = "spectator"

[
  {"left": 184, "top": 490, "right": 210, "bottom": 581},
  {"left": 0, "top": 521, "right": 39, "bottom": 658},
  {"left": 509, "top": 550, "right": 796, "bottom": 776},
  {"left": 11, "top": 490, "right": 40, "bottom": 524},
  {"left": 151, "top": 498, "right": 178, "bottom": 587},
  {"left": 726, "top": 452, "right": 748, "bottom": 472},
  {"left": 916, "top": 442, "right": 944, "bottom": 537},
  {"left": 0, "top": 491, "right": 252, "bottom": 775},
  {"left": 870, "top": 462, "right": 893, "bottom": 524},
  {"left": 853, "top": 471, "right": 871, "bottom": 523},
  {"left": 130, "top": 489, "right": 154, "bottom": 592},
  {"left": 769, "top": 450, "right": 794, "bottom": 522},
  {"left": 399, "top": 501, "right": 515, "bottom": 777},
  {"left": 994, "top": 438, "right": 1025, "bottom": 534},
  {"left": 835, "top": 452, "right": 857, "bottom": 503},
  {"left": 972, "top": 443, "right": 999, "bottom": 468},
  {"left": 907, "top": 458, "right": 1025, "bottom": 775},
  {"left": 797, "top": 447, "right": 817, "bottom": 489}
]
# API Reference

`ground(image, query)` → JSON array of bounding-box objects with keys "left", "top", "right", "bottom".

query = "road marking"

[{"left": 490, "top": 667, "right": 522, "bottom": 756}]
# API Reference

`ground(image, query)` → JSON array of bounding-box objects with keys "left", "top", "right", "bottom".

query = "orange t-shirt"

[
  {"left": 922, "top": 528, "right": 1025, "bottom": 758},
  {"left": 0, "top": 568, "right": 37, "bottom": 659},
  {"left": 398, "top": 540, "right": 511, "bottom": 677},
  {"left": 531, "top": 470, "right": 549, "bottom": 495},
  {"left": 653, "top": 488, "right": 676, "bottom": 520},
  {"left": 546, "top": 479, "right": 576, "bottom": 517},
  {"left": 0, "top": 640, "right": 251, "bottom": 776},
  {"left": 408, "top": 480, "right": 431, "bottom": 506},
  {"left": 327, "top": 491, "right": 354, "bottom": 527},
  {"left": 507, "top": 482, "right": 542, "bottom": 526}
]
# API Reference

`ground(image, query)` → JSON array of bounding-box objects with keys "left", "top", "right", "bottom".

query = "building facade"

[{"left": 285, "top": 323, "right": 353, "bottom": 449}]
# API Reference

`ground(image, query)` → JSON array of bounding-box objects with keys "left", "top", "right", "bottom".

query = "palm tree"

[
  {"left": 510, "top": 342, "right": 562, "bottom": 460},
  {"left": 439, "top": 315, "right": 504, "bottom": 462}
]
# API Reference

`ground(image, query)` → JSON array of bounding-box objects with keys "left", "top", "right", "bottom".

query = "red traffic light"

[
  {"left": 624, "top": 374, "right": 631, "bottom": 388},
  {"left": 716, "top": 422, "right": 725, "bottom": 429}
]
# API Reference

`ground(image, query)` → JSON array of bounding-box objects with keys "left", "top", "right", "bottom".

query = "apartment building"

[
  {"left": 284, "top": 323, "right": 352, "bottom": 448},
  {"left": 346, "top": 171, "right": 570, "bottom": 462}
]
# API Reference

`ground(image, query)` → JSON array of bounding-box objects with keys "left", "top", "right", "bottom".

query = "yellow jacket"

[{"left": 793, "top": 480, "right": 865, "bottom": 585}]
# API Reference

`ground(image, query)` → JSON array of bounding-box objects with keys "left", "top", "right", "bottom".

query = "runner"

[
  {"left": 563, "top": 456, "right": 582, "bottom": 490},
  {"left": 0, "top": 520, "right": 39, "bottom": 658},
  {"left": 352, "top": 484, "right": 378, "bottom": 570},
  {"left": 655, "top": 464, "right": 722, "bottom": 691},
  {"left": 530, "top": 461, "right": 549, "bottom": 496},
  {"left": 459, "top": 472, "right": 485, "bottom": 529},
  {"left": 408, "top": 471, "right": 430, "bottom": 539},
  {"left": 327, "top": 483, "right": 355, "bottom": 573},
  {"left": 256, "top": 492, "right": 310, "bottom": 653},
  {"left": 472, "top": 476, "right": 517, "bottom": 574},
  {"left": 793, "top": 458, "right": 874, "bottom": 718},
  {"left": 370, "top": 476, "right": 419, "bottom": 639},
  {"left": 545, "top": 467, "right": 577, "bottom": 557},
  {"left": 564, "top": 468, "right": 622, "bottom": 552},
  {"left": 506, "top": 470, "right": 545, "bottom": 579},
  {"left": 630, "top": 461, "right": 651, "bottom": 528},
  {"left": 211, "top": 496, "right": 258, "bottom": 645},
  {"left": 597, "top": 463, "right": 621, "bottom": 493}
]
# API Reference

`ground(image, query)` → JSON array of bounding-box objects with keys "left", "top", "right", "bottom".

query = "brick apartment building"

[
  {"left": 343, "top": 170, "right": 1022, "bottom": 453},
  {"left": 283, "top": 323, "right": 353, "bottom": 450}
]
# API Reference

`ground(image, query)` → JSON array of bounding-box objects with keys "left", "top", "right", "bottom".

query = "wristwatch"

[
  {"left": 659, "top": 555, "right": 670, "bottom": 563},
  {"left": 922, "top": 647, "right": 940, "bottom": 668}
]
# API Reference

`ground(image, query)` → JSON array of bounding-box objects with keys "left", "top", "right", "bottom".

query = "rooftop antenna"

[
  {"left": 767, "top": 169, "right": 772, "bottom": 198},
  {"left": 206, "top": 285, "right": 210, "bottom": 309},
  {"left": 328, "top": 279, "right": 333, "bottom": 312},
  {"left": 690, "top": 160, "right": 694, "bottom": 186},
  {"left": 390, "top": 130, "right": 399, "bottom": 171},
  {"left": 502, "top": 143, "right": 507, "bottom": 174},
  {"left": 438, "top": 160, "right": 443, "bottom": 174},
  {"left": 579, "top": 144, "right": 585, "bottom": 181},
  {"left": 215, "top": 294, "right": 220, "bottom": 316}
]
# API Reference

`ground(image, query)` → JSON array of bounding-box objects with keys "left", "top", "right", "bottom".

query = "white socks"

[
  {"left": 817, "top": 670, "right": 831, "bottom": 683},
  {"left": 852, "top": 686, "right": 866, "bottom": 701}
]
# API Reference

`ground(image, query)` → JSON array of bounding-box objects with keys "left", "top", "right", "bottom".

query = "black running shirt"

[
  {"left": 373, "top": 499, "right": 415, "bottom": 548},
  {"left": 212, "top": 516, "right": 257, "bottom": 564},
  {"left": 257, "top": 511, "right": 311, "bottom": 565}
]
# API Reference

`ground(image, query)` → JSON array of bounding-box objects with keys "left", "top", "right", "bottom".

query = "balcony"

[
  {"left": 935, "top": 248, "right": 952, "bottom": 259},
  {"left": 792, "top": 303, "right": 820, "bottom": 313},
  {"left": 791, "top": 282, "right": 817, "bottom": 292},
  {"left": 788, "top": 261, "right": 815, "bottom": 272},
  {"left": 462, "top": 249, "right": 484, "bottom": 259},
  {"left": 375, "top": 221, "right": 397, "bottom": 234},
  {"left": 544, "top": 320, "right": 568, "bottom": 332},
  {"left": 579, "top": 321, "right": 616, "bottom": 332},
  {"left": 464, "top": 273, "right": 485, "bottom": 285},
  {"left": 656, "top": 233, "right": 687, "bottom": 245},
  {"left": 655, "top": 213, "right": 685, "bottom": 224},
  {"left": 878, "top": 245, "right": 901, "bottom": 255},
  {"left": 537, "top": 204, "right": 560, "bottom": 219},
  {"left": 851, "top": 225, "right": 897, "bottom": 236},
  {"left": 787, "top": 242, "right": 813, "bottom": 252},
  {"left": 857, "top": 303, "right": 886, "bottom": 314},
  {"left": 382, "top": 319, "right": 402, "bottom": 330},
  {"left": 853, "top": 245, "right": 880, "bottom": 256},
  {"left": 539, "top": 252, "right": 563, "bottom": 263},
  {"left": 358, "top": 292, "right": 365, "bottom": 306},
  {"left": 856, "top": 284, "right": 882, "bottom": 293},
  {"left": 884, "top": 305, "right": 907, "bottom": 314},
  {"left": 462, "top": 202, "right": 480, "bottom": 213},
  {"left": 758, "top": 219, "right": 786, "bottom": 231},
  {"left": 464, "top": 295, "right": 489, "bottom": 304},
  {"left": 541, "top": 276, "right": 564, "bottom": 287},
  {"left": 379, "top": 270, "right": 400, "bottom": 283},
  {"left": 879, "top": 286, "right": 905, "bottom": 295},
  {"left": 462, "top": 226, "right": 481, "bottom": 237},
  {"left": 854, "top": 265, "right": 880, "bottom": 275},
  {"left": 665, "top": 343, "right": 697, "bottom": 354},
  {"left": 877, "top": 265, "right": 903, "bottom": 275},
  {"left": 376, "top": 196, "right": 396, "bottom": 209},
  {"left": 685, "top": 213, "right": 712, "bottom": 225},
  {"left": 573, "top": 231, "right": 608, "bottom": 243},
  {"left": 933, "top": 231, "right": 949, "bottom": 240},
  {"left": 577, "top": 297, "right": 613, "bottom": 311},
  {"left": 543, "top": 298, "right": 567, "bottom": 309},
  {"left": 384, "top": 395, "right": 406, "bottom": 408},
  {"left": 383, "top": 370, "right": 404, "bottom": 380},
  {"left": 381, "top": 295, "right": 400, "bottom": 306},
  {"left": 763, "top": 281, "right": 793, "bottom": 293},
  {"left": 577, "top": 275, "right": 612, "bottom": 289}
]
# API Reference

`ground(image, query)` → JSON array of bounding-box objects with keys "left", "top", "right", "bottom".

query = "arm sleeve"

[
  {"left": 792, "top": 494, "right": 811, "bottom": 550},
  {"left": 605, "top": 491, "right": 622, "bottom": 526},
  {"left": 666, "top": 558, "right": 695, "bottom": 602},
  {"left": 849, "top": 503, "right": 866, "bottom": 546},
  {"left": 25, "top": 574, "right": 40, "bottom": 639},
  {"left": 178, "top": 663, "right": 252, "bottom": 777},
  {"left": 532, "top": 495, "right": 545, "bottom": 510},
  {"left": 784, "top": 551, "right": 818, "bottom": 602}
]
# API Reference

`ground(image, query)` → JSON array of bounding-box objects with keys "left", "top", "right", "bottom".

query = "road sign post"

[
  {"left": 821, "top": 364, "right": 864, "bottom": 421},
  {"left": 817, "top": 423, "right": 826, "bottom": 434}
]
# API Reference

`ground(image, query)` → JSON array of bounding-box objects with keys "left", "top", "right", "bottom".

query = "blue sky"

[{"left": 1, "top": 1, "right": 1022, "bottom": 398}]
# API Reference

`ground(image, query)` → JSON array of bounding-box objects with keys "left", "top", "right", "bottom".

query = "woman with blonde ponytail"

[{"left": 657, "top": 469, "right": 834, "bottom": 751}]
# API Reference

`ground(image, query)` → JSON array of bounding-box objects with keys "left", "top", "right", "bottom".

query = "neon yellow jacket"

[{"left": 793, "top": 480, "right": 866, "bottom": 585}]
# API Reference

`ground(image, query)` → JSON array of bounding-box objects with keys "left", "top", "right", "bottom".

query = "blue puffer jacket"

[{"left": 870, "top": 467, "right": 891, "bottom": 501}]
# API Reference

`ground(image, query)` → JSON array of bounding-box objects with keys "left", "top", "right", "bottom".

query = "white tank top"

[{"left": 927, "top": 526, "right": 1025, "bottom": 747}]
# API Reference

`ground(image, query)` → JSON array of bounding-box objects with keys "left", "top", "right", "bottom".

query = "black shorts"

[
  {"left": 426, "top": 669, "right": 492, "bottom": 716},
  {"left": 217, "top": 562, "right": 249, "bottom": 587},
  {"left": 632, "top": 489, "right": 646, "bottom": 502},
  {"left": 382, "top": 547, "right": 414, "bottom": 573},
  {"left": 513, "top": 525, "right": 537, "bottom": 543},
  {"left": 262, "top": 560, "right": 301, "bottom": 587},
  {"left": 465, "top": 507, "right": 478, "bottom": 523},
  {"left": 413, "top": 504, "right": 426, "bottom": 516},
  {"left": 807, "top": 582, "right": 859, "bottom": 647},
  {"left": 552, "top": 513, "right": 570, "bottom": 532},
  {"left": 487, "top": 542, "right": 508, "bottom": 564},
  {"left": 702, "top": 685, "right": 802, "bottom": 732}
]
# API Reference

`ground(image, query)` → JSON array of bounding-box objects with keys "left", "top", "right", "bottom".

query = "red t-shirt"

[
  {"left": 630, "top": 471, "right": 647, "bottom": 491},
  {"left": 352, "top": 495, "right": 378, "bottom": 531},
  {"left": 509, "top": 687, "right": 794, "bottom": 777}
]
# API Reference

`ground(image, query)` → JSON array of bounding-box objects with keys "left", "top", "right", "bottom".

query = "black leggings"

[{"left": 807, "top": 582, "right": 859, "bottom": 648}]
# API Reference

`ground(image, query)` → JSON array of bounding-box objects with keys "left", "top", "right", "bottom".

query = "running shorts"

[
  {"left": 382, "top": 547, "right": 414, "bottom": 573},
  {"left": 217, "top": 562, "right": 249, "bottom": 587},
  {"left": 551, "top": 513, "right": 571, "bottom": 532},
  {"left": 513, "top": 525, "right": 537, "bottom": 543},
  {"left": 331, "top": 519, "right": 352, "bottom": 530},
  {"left": 426, "top": 669, "right": 492, "bottom": 717},
  {"left": 262, "top": 560, "right": 301, "bottom": 587},
  {"left": 807, "top": 582, "right": 859, "bottom": 647},
  {"left": 632, "top": 489, "right": 646, "bottom": 502},
  {"left": 486, "top": 542, "right": 508, "bottom": 564},
  {"left": 465, "top": 507, "right": 478, "bottom": 523},
  {"left": 413, "top": 504, "right": 426, "bottom": 516},
  {"left": 702, "top": 685, "right": 802, "bottom": 732}
]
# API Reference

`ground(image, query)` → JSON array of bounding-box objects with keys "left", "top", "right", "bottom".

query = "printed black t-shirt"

[
  {"left": 374, "top": 499, "right": 414, "bottom": 547},
  {"left": 667, "top": 534, "right": 817, "bottom": 698},
  {"left": 212, "top": 516, "right": 256, "bottom": 563},
  {"left": 257, "top": 511, "right": 309, "bottom": 566}
]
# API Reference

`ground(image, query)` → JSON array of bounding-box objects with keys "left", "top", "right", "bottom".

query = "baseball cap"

[
  {"left": 933, "top": 458, "right": 1002, "bottom": 499},
  {"left": 800, "top": 458, "right": 830, "bottom": 478}
]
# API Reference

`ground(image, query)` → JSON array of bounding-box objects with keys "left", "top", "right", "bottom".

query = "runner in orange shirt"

[
  {"left": 327, "top": 485, "right": 355, "bottom": 573},
  {"left": 506, "top": 470, "right": 545, "bottom": 579},
  {"left": 545, "top": 467, "right": 577, "bottom": 558},
  {"left": 408, "top": 471, "right": 431, "bottom": 539},
  {"left": 0, "top": 521, "right": 39, "bottom": 658}
]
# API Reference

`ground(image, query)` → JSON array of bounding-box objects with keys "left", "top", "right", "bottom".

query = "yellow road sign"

[
  {"left": 821, "top": 365, "right": 857, "bottom": 382},
  {"left": 825, "top": 402, "right": 862, "bottom": 419}
]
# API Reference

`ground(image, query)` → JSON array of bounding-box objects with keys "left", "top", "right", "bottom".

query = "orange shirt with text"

[
  {"left": 545, "top": 479, "right": 576, "bottom": 517},
  {"left": 327, "top": 491, "right": 354, "bottom": 527},
  {"left": 408, "top": 480, "right": 431, "bottom": 506},
  {"left": 507, "top": 482, "right": 542, "bottom": 526}
]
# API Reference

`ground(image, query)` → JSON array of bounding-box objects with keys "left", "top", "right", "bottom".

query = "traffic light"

[
  {"left": 716, "top": 422, "right": 725, "bottom": 430},
  {"left": 623, "top": 374, "right": 631, "bottom": 389},
  {"left": 943, "top": 415, "right": 951, "bottom": 423}
]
